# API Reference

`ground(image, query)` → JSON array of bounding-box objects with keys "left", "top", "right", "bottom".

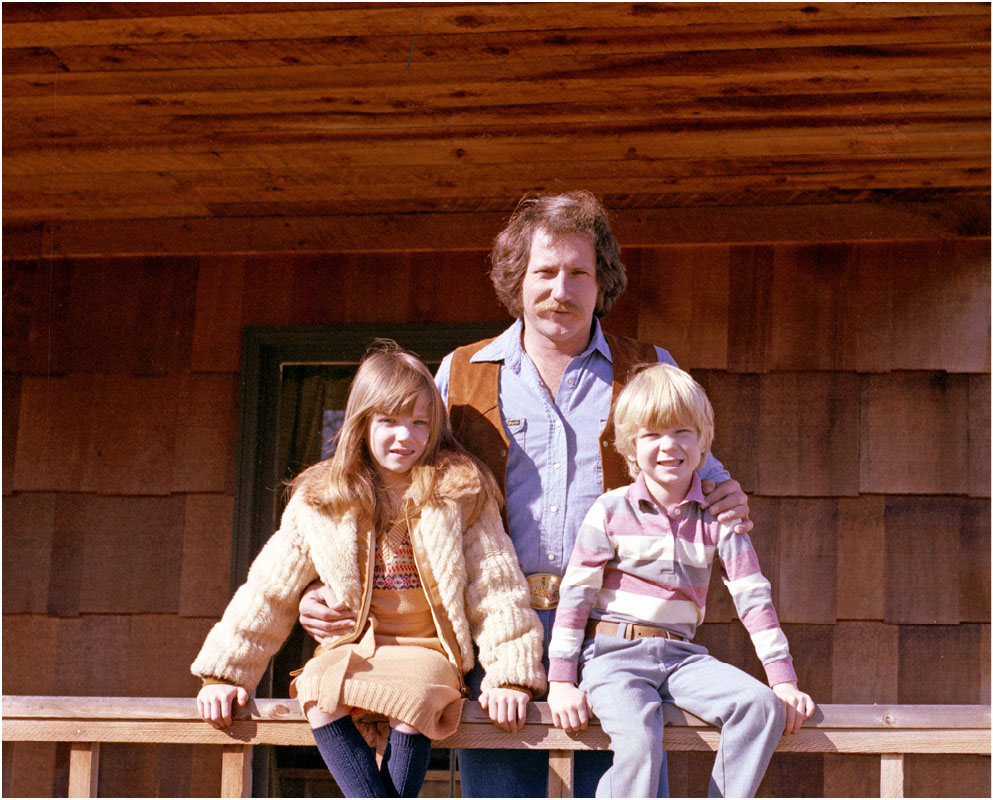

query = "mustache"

[{"left": 534, "top": 299, "right": 581, "bottom": 315}]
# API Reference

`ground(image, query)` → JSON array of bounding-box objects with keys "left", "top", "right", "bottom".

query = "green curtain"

[{"left": 275, "top": 364, "right": 356, "bottom": 505}]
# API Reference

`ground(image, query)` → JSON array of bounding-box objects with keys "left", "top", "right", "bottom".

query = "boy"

[{"left": 547, "top": 364, "right": 815, "bottom": 798}]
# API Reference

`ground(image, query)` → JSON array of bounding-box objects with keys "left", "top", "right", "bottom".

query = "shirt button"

[
  {"left": 673, "top": 508, "right": 681, "bottom": 517},
  {"left": 550, "top": 506, "right": 558, "bottom": 513},
  {"left": 547, "top": 554, "right": 555, "bottom": 562},
  {"left": 567, "top": 377, "right": 576, "bottom": 387},
  {"left": 553, "top": 463, "right": 560, "bottom": 469}
]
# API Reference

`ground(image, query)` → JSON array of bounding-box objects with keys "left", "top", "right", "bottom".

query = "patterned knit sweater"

[{"left": 548, "top": 473, "right": 796, "bottom": 687}]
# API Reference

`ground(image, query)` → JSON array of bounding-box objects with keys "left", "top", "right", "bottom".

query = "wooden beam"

[
  {"left": 3, "top": 198, "right": 989, "bottom": 259},
  {"left": 880, "top": 753, "right": 905, "bottom": 798},
  {"left": 547, "top": 750, "right": 574, "bottom": 797},
  {"left": 67, "top": 741, "right": 99, "bottom": 798},
  {"left": 220, "top": 744, "right": 252, "bottom": 798}
]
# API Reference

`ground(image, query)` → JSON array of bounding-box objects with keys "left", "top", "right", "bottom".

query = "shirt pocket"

[{"left": 505, "top": 417, "right": 527, "bottom": 452}]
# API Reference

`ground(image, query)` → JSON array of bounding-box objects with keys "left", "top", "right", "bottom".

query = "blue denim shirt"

[{"left": 435, "top": 318, "right": 730, "bottom": 578}]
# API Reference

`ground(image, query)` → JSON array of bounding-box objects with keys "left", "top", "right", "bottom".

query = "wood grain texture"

[
  {"left": 125, "top": 617, "right": 216, "bottom": 698},
  {"left": 67, "top": 741, "right": 99, "bottom": 798},
  {"left": 860, "top": 372, "right": 970, "bottom": 495},
  {"left": 884, "top": 496, "right": 962, "bottom": 625},
  {"left": 831, "top": 622, "right": 899, "bottom": 704},
  {"left": 765, "top": 244, "right": 858, "bottom": 371},
  {"left": 53, "top": 616, "right": 130, "bottom": 697},
  {"left": 777, "top": 499, "right": 838, "bottom": 624},
  {"left": 1, "top": 258, "right": 73, "bottom": 375},
  {"left": 48, "top": 494, "right": 185, "bottom": 616},
  {"left": 898, "top": 624, "right": 985, "bottom": 704},
  {"left": 959, "top": 499, "right": 991, "bottom": 623},
  {"left": 904, "top": 754, "right": 991, "bottom": 798},
  {"left": 4, "top": 201, "right": 987, "bottom": 259},
  {"left": 2, "top": 374, "right": 22, "bottom": 494},
  {"left": 780, "top": 624, "right": 835, "bottom": 703},
  {"left": 1, "top": 493, "right": 57, "bottom": 614},
  {"left": 836, "top": 495, "right": 886, "bottom": 621},
  {"left": 636, "top": 245, "right": 729, "bottom": 370},
  {"left": 967, "top": 373, "right": 990, "bottom": 498},
  {"left": 2, "top": 615, "right": 59, "bottom": 696},
  {"left": 179, "top": 494, "right": 236, "bottom": 618},
  {"left": 823, "top": 753, "right": 881, "bottom": 798},
  {"left": 853, "top": 240, "right": 991, "bottom": 373},
  {"left": 693, "top": 371, "right": 760, "bottom": 495},
  {"left": 727, "top": 245, "right": 774, "bottom": 373},
  {"left": 171, "top": 372, "right": 236, "bottom": 493},
  {"left": 1, "top": 741, "right": 59, "bottom": 799},
  {"left": 757, "top": 753, "right": 823, "bottom": 798},
  {"left": 757, "top": 372, "right": 859, "bottom": 496},
  {"left": 190, "top": 255, "right": 245, "bottom": 373}
]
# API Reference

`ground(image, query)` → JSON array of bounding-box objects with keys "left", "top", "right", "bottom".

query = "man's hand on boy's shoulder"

[
  {"left": 700, "top": 477, "right": 752, "bottom": 534},
  {"left": 547, "top": 681, "right": 593, "bottom": 733},
  {"left": 772, "top": 682, "right": 816, "bottom": 735}
]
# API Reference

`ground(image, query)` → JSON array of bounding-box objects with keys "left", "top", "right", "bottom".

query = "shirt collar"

[
  {"left": 471, "top": 318, "right": 611, "bottom": 366},
  {"left": 630, "top": 471, "right": 705, "bottom": 512}
]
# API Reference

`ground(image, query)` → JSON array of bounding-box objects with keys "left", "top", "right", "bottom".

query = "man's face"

[{"left": 520, "top": 228, "right": 599, "bottom": 352}]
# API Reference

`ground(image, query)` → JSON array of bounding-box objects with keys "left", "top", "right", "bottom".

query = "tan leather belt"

[
  {"left": 527, "top": 573, "right": 561, "bottom": 610},
  {"left": 586, "top": 619, "right": 685, "bottom": 642}
]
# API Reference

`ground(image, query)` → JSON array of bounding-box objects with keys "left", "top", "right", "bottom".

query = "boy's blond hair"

[{"left": 613, "top": 363, "right": 715, "bottom": 478}]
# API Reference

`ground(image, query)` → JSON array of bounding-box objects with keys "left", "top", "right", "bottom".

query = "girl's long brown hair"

[{"left": 295, "top": 340, "right": 494, "bottom": 530}]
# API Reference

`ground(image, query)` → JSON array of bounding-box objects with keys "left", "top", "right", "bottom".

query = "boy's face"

[{"left": 634, "top": 424, "right": 702, "bottom": 496}]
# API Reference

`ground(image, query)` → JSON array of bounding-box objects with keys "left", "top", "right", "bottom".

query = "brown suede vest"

[{"left": 446, "top": 330, "right": 658, "bottom": 498}]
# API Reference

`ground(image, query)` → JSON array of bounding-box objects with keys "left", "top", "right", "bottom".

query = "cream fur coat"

[{"left": 191, "top": 453, "right": 546, "bottom": 697}]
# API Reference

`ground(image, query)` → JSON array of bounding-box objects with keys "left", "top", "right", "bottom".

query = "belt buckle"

[{"left": 527, "top": 573, "right": 561, "bottom": 610}]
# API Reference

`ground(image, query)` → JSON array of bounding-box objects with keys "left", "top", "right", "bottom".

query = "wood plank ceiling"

[{"left": 3, "top": 2, "right": 990, "bottom": 256}]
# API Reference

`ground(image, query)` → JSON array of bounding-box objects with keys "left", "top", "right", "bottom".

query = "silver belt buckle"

[{"left": 527, "top": 573, "right": 561, "bottom": 610}]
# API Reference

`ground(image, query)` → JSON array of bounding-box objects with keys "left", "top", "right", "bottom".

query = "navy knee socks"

[
  {"left": 311, "top": 717, "right": 385, "bottom": 797},
  {"left": 380, "top": 729, "right": 432, "bottom": 798}
]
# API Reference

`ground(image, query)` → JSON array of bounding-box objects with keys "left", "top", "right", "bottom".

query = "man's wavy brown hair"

[{"left": 489, "top": 191, "right": 627, "bottom": 319}]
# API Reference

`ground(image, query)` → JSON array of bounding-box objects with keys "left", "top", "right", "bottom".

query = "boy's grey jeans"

[{"left": 579, "top": 631, "right": 785, "bottom": 798}]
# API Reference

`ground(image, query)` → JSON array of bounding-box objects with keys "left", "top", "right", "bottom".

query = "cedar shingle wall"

[{"left": 3, "top": 242, "right": 989, "bottom": 797}]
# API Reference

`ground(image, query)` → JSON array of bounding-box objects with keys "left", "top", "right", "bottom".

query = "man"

[{"left": 300, "top": 191, "right": 751, "bottom": 797}]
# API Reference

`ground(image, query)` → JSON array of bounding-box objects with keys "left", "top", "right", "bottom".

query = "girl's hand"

[
  {"left": 478, "top": 687, "right": 530, "bottom": 733},
  {"left": 547, "top": 681, "right": 593, "bottom": 733},
  {"left": 197, "top": 683, "right": 249, "bottom": 729},
  {"left": 772, "top": 681, "right": 816, "bottom": 735}
]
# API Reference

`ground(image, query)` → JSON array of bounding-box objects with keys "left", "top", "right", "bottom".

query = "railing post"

[
  {"left": 547, "top": 750, "right": 574, "bottom": 797},
  {"left": 221, "top": 744, "right": 253, "bottom": 798},
  {"left": 880, "top": 753, "right": 904, "bottom": 798},
  {"left": 67, "top": 742, "right": 100, "bottom": 797}
]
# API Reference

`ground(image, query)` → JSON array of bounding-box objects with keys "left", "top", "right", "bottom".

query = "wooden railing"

[{"left": 3, "top": 696, "right": 989, "bottom": 798}]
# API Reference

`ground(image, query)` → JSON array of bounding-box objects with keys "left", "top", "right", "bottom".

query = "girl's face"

[{"left": 366, "top": 390, "right": 432, "bottom": 487}]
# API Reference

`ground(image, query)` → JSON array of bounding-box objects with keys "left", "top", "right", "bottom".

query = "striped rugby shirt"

[{"left": 548, "top": 472, "right": 796, "bottom": 687}]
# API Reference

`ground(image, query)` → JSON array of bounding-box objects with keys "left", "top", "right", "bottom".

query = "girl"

[{"left": 191, "top": 341, "right": 546, "bottom": 797}]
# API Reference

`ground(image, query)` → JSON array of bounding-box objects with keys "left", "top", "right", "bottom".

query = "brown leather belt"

[{"left": 586, "top": 619, "right": 685, "bottom": 642}]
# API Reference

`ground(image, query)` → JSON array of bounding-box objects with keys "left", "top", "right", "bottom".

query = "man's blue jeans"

[{"left": 457, "top": 609, "right": 669, "bottom": 797}]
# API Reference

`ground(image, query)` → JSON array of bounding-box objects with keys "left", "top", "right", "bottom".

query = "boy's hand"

[
  {"left": 547, "top": 681, "right": 593, "bottom": 733},
  {"left": 772, "top": 682, "right": 816, "bottom": 735},
  {"left": 197, "top": 683, "right": 249, "bottom": 729},
  {"left": 479, "top": 687, "right": 530, "bottom": 733},
  {"left": 700, "top": 478, "right": 752, "bottom": 534},
  {"left": 298, "top": 580, "right": 356, "bottom": 642}
]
